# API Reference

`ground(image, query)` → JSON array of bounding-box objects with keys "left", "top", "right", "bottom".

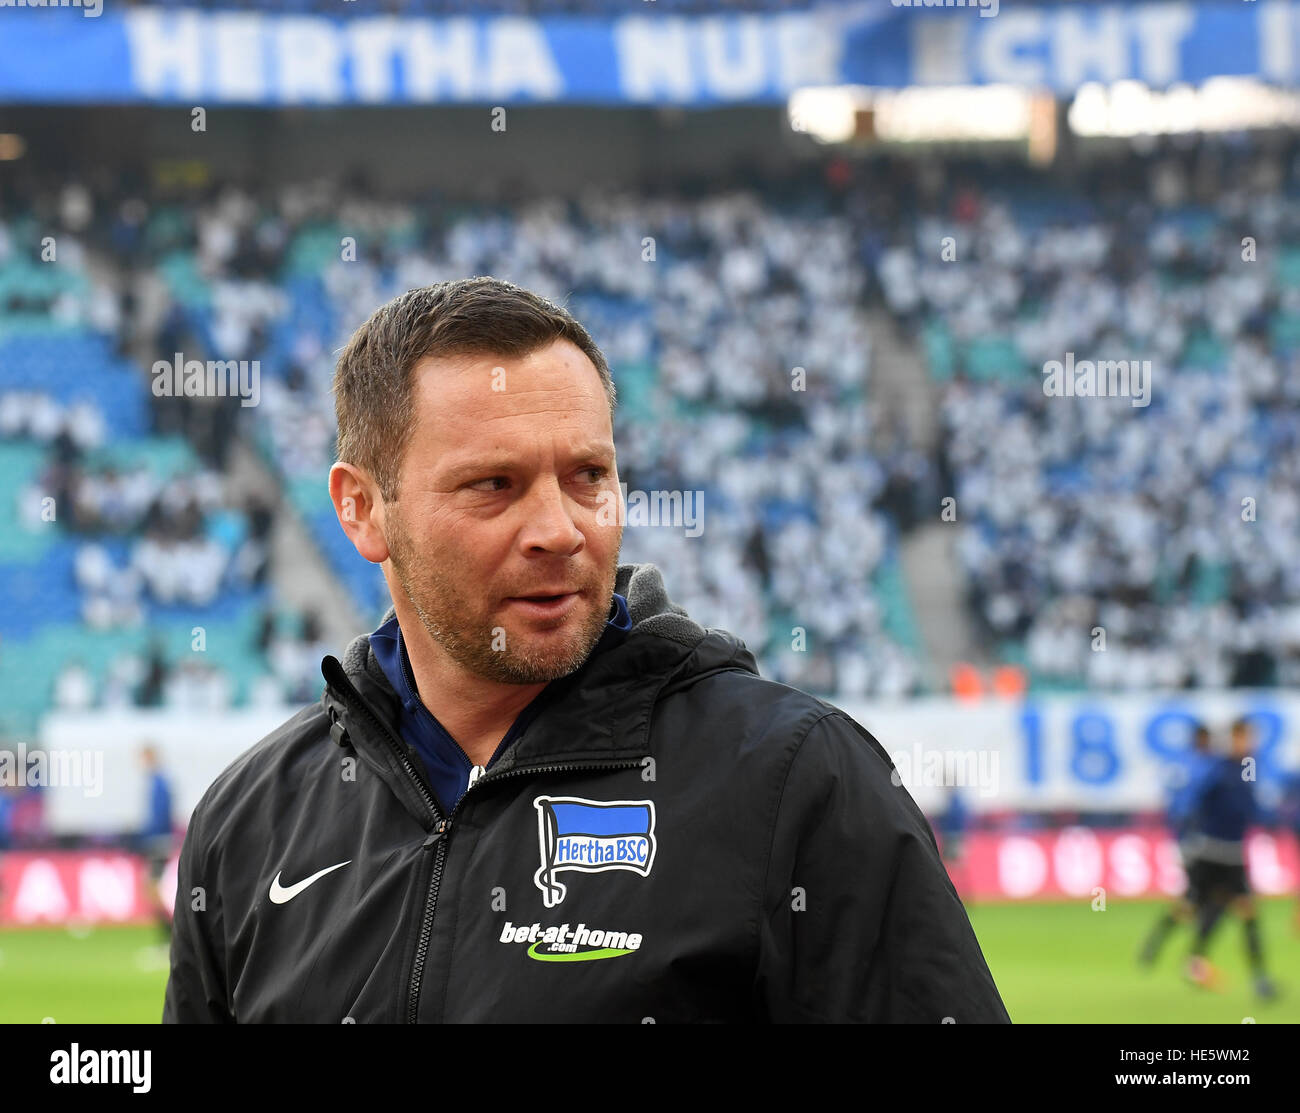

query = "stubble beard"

[{"left": 385, "top": 507, "right": 621, "bottom": 685}]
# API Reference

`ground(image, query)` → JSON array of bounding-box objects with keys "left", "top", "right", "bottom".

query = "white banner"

[
  {"left": 37, "top": 705, "right": 308, "bottom": 836},
  {"left": 28, "top": 689, "right": 1300, "bottom": 834},
  {"left": 840, "top": 689, "right": 1300, "bottom": 815}
]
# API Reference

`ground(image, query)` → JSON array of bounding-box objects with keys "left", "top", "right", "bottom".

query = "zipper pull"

[
  {"left": 422, "top": 819, "right": 448, "bottom": 850},
  {"left": 468, "top": 765, "right": 486, "bottom": 787}
]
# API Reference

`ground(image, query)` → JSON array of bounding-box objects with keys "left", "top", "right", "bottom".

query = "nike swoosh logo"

[
  {"left": 526, "top": 941, "right": 634, "bottom": 963},
  {"left": 268, "top": 860, "right": 351, "bottom": 904}
]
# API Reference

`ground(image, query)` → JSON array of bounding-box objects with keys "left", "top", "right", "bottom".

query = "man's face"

[{"left": 381, "top": 338, "right": 622, "bottom": 685}]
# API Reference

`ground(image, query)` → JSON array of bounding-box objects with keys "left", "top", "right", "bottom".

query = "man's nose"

[{"left": 518, "top": 477, "right": 585, "bottom": 556}]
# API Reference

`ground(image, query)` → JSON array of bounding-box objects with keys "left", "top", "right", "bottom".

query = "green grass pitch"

[
  {"left": 967, "top": 895, "right": 1300, "bottom": 1023},
  {"left": 0, "top": 924, "right": 172, "bottom": 1024},
  {"left": 1, "top": 897, "right": 1298, "bottom": 1022}
]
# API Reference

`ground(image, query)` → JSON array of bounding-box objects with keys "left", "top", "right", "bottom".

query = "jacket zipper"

[
  {"left": 324, "top": 672, "right": 446, "bottom": 1022},
  {"left": 386, "top": 649, "right": 558, "bottom": 1019},
  {"left": 404, "top": 756, "right": 644, "bottom": 1024}
]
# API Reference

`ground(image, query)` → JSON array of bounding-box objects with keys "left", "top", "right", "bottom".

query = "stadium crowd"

[
  {"left": 876, "top": 140, "right": 1300, "bottom": 691},
  {"left": 7, "top": 135, "right": 1300, "bottom": 712},
  {"left": 0, "top": 384, "right": 334, "bottom": 712}
]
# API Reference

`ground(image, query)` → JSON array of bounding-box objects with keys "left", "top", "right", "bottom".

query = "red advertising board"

[
  {"left": 944, "top": 829, "right": 1300, "bottom": 902},
  {"left": 0, "top": 851, "right": 178, "bottom": 925},
  {"left": 0, "top": 831, "right": 1296, "bottom": 923}
]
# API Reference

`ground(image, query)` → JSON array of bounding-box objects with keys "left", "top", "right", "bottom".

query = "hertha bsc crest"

[{"left": 533, "top": 796, "right": 656, "bottom": 908}]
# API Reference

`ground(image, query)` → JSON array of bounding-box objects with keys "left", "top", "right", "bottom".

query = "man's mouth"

[{"left": 505, "top": 590, "right": 582, "bottom": 619}]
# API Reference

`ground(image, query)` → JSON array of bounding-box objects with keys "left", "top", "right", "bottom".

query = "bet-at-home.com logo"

[{"left": 500, "top": 920, "right": 644, "bottom": 962}]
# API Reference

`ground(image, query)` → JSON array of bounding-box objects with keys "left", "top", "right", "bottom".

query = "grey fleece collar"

[{"left": 341, "top": 562, "right": 705, "bottom": 685}]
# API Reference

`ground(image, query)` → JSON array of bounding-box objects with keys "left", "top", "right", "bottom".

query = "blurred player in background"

[
  {"left": 935, "top": 787, "right": 972, "bottom": 899},
  {"left": 1138, "top": 721, "right": 1216, "bottom": 968},
  {"left": 136, "top": 743, "right": 174, "bottom": 945},
  {"left": 0, "top": 783, "right": 12, "bottom": 913},
  {"left": 0, "top": 782, "right": 13, "bottom": 850},
  {"left": 1277, "top": 766, "right": 1300, "bottom": 936},
  {"left": 1183, "top": 718, "right": 1277, "bottom": 1000}
]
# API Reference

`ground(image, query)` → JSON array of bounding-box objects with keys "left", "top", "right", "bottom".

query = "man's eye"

[
  {"left": 468, "top": 477, "right": 509, "bottom": 492},
  {"left": 578, "top": 467, "right": 607, "bottom": 484}
]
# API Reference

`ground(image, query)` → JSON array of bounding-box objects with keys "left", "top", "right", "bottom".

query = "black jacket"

[{"left": 163, "top": 563, "right": 1009, "bottom": 1023}]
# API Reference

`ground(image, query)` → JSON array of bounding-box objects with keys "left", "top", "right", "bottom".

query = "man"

[
  {"left": 1279, "top": 767, "right": 1300, "bottom": 935},
  {"left": 1138, "top": 721, "right": 1215, "bottom": 967},
  {"left": 164, "top": 276, "right": 1009, "bottom": 1023},
  {"left": 1183, "top": 718, "right": 1276, "bottom": 999},
  {"left": 137, "top": 743, "right": 175, "bottom": 945},
  {"left": 934, "top": 787, "right": 972, "bottom": 899}
]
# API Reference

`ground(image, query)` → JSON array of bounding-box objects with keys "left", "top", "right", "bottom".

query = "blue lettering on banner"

[
  {"left": 1019, "top": 701, "right": 1295, "bottom": 791},
  {"left": 2, "top": 5, "right": 1299, "bottom": 105}
]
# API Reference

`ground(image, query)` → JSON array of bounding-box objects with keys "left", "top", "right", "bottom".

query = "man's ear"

[{"left": 329, "top": 462, "right": 390, "bottom": 564}]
